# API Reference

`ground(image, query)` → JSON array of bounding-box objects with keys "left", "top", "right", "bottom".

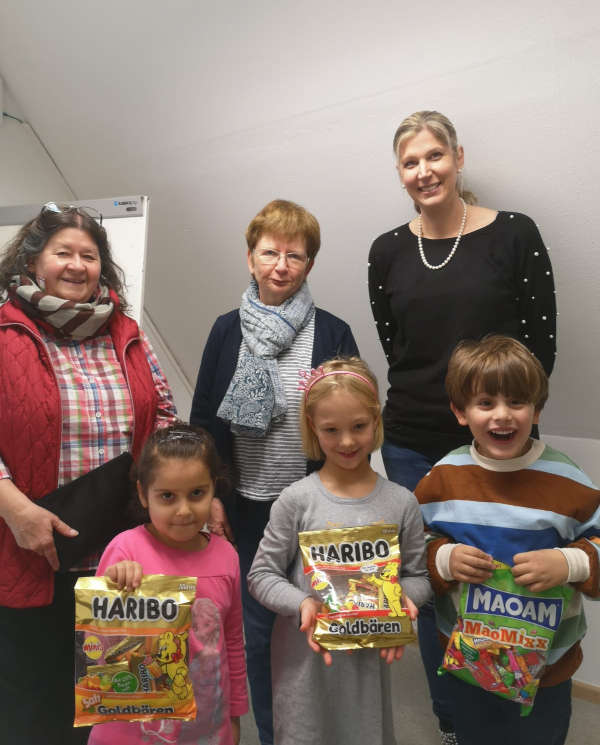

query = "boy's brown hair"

[{"left": 445, "top": 335, "right": 549, "bottom": 411}]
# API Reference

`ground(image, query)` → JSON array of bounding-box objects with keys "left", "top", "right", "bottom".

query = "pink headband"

[{"left": 298, "top": 366, "right": 377, "bottom": 398}]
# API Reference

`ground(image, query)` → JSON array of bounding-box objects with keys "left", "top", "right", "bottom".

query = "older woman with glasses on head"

[
  {"left": 0, "top": 203, "right": 177, "bottom": 745},
  {"left": 190, "top": 199, "right": 359, "bottom": 745}
]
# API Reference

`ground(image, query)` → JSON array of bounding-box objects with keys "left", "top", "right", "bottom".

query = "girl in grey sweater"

[{"left": 249, "top": 358, "right": 431, "bottom": 745}]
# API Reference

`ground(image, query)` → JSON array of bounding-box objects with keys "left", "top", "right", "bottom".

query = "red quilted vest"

[{"left": 0, "top": 298, "right": 158, "bottom": 607}]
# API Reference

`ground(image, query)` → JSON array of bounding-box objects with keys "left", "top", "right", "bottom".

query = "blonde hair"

[
  {"left": 300, "top": 357, "right": 384, "bottom": 460},
  {"left": 445, "top": 335, "right": 549, "bottom": 412},
  {"left": 245, "top": 199, "right": 321, "bottom": 261},
  {"left": 393, "top": 110, "right": 477, "bottom": 208}
]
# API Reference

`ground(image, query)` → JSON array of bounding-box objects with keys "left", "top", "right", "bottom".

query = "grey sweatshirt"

[{"left": 248, "top": 472, "right": 431, "bottom": 745}]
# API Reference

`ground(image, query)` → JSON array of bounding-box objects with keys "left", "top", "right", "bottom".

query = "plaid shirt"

[{"left": 0, "top": 327, "right": 177, "bottom": 569}]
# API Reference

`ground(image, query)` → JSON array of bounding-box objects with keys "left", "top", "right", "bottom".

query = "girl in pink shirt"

[{"left": 88, "top": 424, "right": 247, "bottom": 745}]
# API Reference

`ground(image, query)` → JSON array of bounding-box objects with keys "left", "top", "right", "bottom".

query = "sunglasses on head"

[{"left": 42, "top": 201, "right": 103, "bottom": 227}]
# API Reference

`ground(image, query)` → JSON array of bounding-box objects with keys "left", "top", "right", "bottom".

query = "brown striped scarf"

[{"left": 8, "top": 274, "right": 115, "bottom": 340}]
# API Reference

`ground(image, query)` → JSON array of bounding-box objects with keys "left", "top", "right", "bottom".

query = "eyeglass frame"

[
  {"left": 251, "top": 246, "right": 310, "bottom": 269},
  {"left": 42, "top": 201, "right": 104, "bottom": 227}
]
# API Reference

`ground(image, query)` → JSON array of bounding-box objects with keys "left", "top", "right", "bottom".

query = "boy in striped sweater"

[{"left": 415, "top": 335, "right": 600, "bottom": 745}]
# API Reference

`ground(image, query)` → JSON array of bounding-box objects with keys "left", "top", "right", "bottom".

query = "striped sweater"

[{"left": 415, "top": 441, "right": 600, "bottom": 686}]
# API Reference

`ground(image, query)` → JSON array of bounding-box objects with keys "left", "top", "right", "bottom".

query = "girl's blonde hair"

[
  {"left": 300, "top": 357, "right": 384, "bottom": 460},
  {"left": 393, "top": 110, "right": 477, "bottom": 208}
]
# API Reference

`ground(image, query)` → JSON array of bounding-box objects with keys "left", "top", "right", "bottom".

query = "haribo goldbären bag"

[
  {"left": 74, "top": 574, "right": 197, "bottom": 726},
  {"left": 440, "top": 560, "right": 574, "bottom": 715},
  {"left": 299, "top": 524, "right": 416, "bottom": 650}
]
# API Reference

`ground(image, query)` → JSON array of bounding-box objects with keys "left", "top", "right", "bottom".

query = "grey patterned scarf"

[{"left": 217, "top": 278, "right": 315, "bottom": 437}]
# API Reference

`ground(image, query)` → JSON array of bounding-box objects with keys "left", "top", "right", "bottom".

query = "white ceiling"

[
  {"left": 0, "top": 0, "right": 576, "bottom": 200},
  {"left": 1, "top": 1, "right": 599, "bottom": 438}
]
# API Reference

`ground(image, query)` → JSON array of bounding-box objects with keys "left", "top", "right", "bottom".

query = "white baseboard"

[{"left": 573, "top": 680, "right": 600, "bottom": 705}]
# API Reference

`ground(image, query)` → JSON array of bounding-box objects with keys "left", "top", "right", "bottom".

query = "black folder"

[{"left": 37, "top": 452, "right": 136, "bottom": 571}]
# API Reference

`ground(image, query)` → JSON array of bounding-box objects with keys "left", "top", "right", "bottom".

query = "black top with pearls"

[{"left": 368, "top": 211, "right": 556, "bottom": 460}]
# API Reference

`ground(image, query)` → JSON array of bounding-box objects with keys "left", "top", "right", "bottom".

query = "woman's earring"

[{"left": 401, "top": 183, "right": 406, "bottom": 190}]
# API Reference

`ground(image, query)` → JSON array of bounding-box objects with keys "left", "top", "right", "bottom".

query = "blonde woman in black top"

[{"left": 368, "top": 110, "right": 556, "bottom": 744}]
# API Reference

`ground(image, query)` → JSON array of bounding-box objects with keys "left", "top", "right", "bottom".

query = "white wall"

[
  {"left": 142, "top": 309, "right": 193, "bottom": 417},
  {"left": 1, "top": 0, "right": 599, "bottom": 686},
  {"left": 0, "top": 85, "right": 73, "bottom": 205},
  {"left": 0, "top": 4, "right": 599, "bottom": 444}
]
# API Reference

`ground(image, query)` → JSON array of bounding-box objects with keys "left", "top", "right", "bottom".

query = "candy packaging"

[
  {"left": 74, "top": 574, "right": 197, "bottom": 726},
  {"left": 298, "top": 524, "right": 415, "bottom": 650},
  {"left": 440, "top": 560, "right": 574, "bottom": 714}
]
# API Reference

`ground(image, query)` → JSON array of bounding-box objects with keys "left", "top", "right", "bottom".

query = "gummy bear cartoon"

[
  {"left": 156, "top": 630, "right": 192, "bottom": 700},
  {"left": 365, "top": 562, "right": 406, "bottom": 617}
]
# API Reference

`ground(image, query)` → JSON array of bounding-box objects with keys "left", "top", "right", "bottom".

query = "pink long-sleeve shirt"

[{"left": 88, "top": 525, "right": 248, "bottom": 745}]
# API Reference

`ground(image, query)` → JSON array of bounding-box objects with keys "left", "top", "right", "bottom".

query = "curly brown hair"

[{"left": 0, "top": 204, "right": 128, "bottom": 309}]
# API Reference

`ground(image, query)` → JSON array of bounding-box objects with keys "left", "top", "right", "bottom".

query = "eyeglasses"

[
  {"left": 42, "top": 201, "right": 103, "bottom": 226},
  {"left": 253, "top": 247, "right": 309, "bottom": 270}
]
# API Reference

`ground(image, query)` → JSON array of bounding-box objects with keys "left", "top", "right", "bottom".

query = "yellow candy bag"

[
  {"left": 74, "top": 574, "right": 197, "bottom": 726},
  {"left": 298, "top": 524, "right": 416, "bottom": 650}
]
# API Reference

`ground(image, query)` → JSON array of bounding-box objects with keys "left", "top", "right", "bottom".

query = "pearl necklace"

[{"left": 417, "top": 198, "right": 467, "bottom": 270}]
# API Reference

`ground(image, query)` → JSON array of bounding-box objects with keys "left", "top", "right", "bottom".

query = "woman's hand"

[
  {"left": 105, "top": 561, "right": 144, "bottom": 590},
  {"left": 0, "top": 480, "right": 78, "bottom": 571},
  {"left": 299, "top": 596, "right": 333, "bottom": 666},
  {"left": 379, "top": 594, "right": 418, "bottom": 664},
  {"left": 207, "top": 497, "right": 235, "bottom": 543},
  {"left": 449, "top": 544, "right": 494, "bottom": 583}
]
